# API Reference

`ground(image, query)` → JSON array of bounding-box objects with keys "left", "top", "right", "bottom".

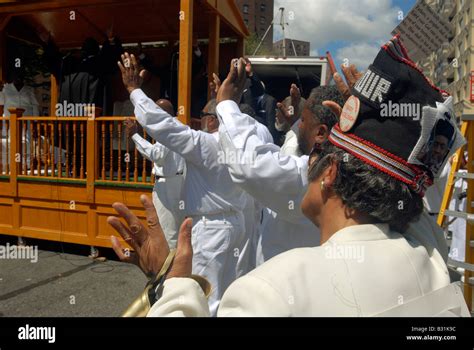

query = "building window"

[
  {"left": 260, "top": 4, "right": 266, "bottom": 11},
  {"left": 260, "top": 16, "right": 266, "bottom": 24},
  {"left": 244, "top": 19, "right": 248, "bottom": 27},
  {"left": 243, "top": 4, "right": 249, "bottom": 14}
]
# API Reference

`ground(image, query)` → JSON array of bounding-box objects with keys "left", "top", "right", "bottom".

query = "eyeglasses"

[{"left": 200, "top": 111, "right": 218, "bottom": 119}]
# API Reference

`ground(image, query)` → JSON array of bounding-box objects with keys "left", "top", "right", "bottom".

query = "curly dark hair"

[
  {"left": 308, "top": 141, "right": 424, "bottom": 233},
  {"left": 305, "top": 86, "right": 345, "bottom": 129}
]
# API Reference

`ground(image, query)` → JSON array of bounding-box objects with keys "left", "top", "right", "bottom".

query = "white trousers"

[
  {"left": 152, "top": 177, "right": 184, "bottom": 249},
  {"left": 190, "top": 211, "right": 246, "bottom": 316}
]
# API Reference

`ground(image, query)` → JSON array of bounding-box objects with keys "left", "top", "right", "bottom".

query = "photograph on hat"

[{"left": 418, "top": 116, "right": 455, "bottom": 175}]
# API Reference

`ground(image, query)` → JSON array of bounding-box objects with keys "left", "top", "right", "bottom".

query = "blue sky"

[{"left": 272, "top": 0, "right": 417, "bottom": 69}]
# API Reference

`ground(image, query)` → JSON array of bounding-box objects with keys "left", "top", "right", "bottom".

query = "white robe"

[
  {"left": 132, "top": 133, "right": 185, "bottom": 248},
  {"left": 216, "top": 100, "right": 319, "bottom": 263},
  {"left": 130, "top": 89, "right": 249, "bottom": 315},
  {"left": 148, "top": 223, "right": 469, "bottom": 317}
]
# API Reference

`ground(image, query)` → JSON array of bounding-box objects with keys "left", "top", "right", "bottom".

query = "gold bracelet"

[{"left": 121, "top": 249, "right": 176, "bottom": 317}]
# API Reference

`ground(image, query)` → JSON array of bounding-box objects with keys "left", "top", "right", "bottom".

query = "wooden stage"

[{"left": 0, "top": 0, "right": 249, "bottom": 248}]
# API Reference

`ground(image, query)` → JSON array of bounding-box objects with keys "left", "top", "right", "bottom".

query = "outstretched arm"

[
  {"left": 118, "top": 53, "right": 215, "bottom": 167},
  {"left": 216, "top": 58, "right": 309, "bottom": 224}
]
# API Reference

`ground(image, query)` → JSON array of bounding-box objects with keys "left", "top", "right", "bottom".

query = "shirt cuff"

[
  {"left": 147, "top": 277, "right": 211, "bottom": 317},
  {"left": 131, "top": 133, "right": 143, "bottom": 143},
  {"left": 130, "top": 88, "right": 147, "bottom": 107}
]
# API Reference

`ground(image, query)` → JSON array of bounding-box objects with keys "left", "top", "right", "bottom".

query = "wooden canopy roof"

[
  {"left": 0, "top": 0, "right": 248, "bottom": 123},
  {"left": 0, "top": 0, "right": 249, "bottom": 47}
]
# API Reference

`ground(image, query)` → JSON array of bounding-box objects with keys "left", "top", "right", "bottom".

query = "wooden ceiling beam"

[{"left": 0, "top": 0, "right": 134, "bottom": 15}]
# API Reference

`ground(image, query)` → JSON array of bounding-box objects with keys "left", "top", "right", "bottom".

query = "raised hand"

[
  {"left": 276, "top": 102, "right": 292, "bottom": 126},
  {"left": 276, "top": 84, "right": 301, "bottom": 126},
  {"left": 117, "top": 52, "right": 147, "bottom": 94},
  {"left": 124, "top": 118, "right": 138, "bottom": 138},
  {"left": 209, "top": 73, "right": 221, "bottom": 99},
  {"left": 217, "top": 58, "right": 247, "bottom": 104},
  {"left": 322, "top": 101, "right": 343, "bottom": 118},
  {"left": 108, "top": 195, "right": 193, "bottom": 280},
  {"left": 244, "top": 57, "right": 253, "bottom": 77},
  {"left": 290, "top": 83, "right": 301, "bottom": 118},
  {"left": 334, "top": 64, "right": 363, "bottom": 101}
]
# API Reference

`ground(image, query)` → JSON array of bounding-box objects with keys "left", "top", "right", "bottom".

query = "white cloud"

[
  {"left": 273, "top": 0, "right": 401, "bottom": 64},
  {"left": 335, "top": 42, "right": 381, "bottom": 70}
]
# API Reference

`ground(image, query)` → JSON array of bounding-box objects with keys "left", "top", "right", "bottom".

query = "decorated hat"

[{"left": 329, "top": 35, "right": 465, "bottom": 196}]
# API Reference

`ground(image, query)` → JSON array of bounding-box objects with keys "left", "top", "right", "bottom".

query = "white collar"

[{"left": 326, "top": 223, "right": 393, "bottom": 244}]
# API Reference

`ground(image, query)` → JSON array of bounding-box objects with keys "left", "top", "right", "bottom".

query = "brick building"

[{"left": 235, "top": 0, "right": 274, "bottom": 52}]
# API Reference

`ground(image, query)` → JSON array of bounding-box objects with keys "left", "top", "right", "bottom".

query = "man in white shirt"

[
  {"left": 109, "top": 47, "right": 469, "bottom": 317},
  {"left": 114, "top": 53, "right": 272, "bottom": 315},
  {"left": 1, "top": 74, "right": 39, "bottom": 171},
  {"left": 123, "top": 99, "right": 185, "bottom": 249},
  {"left": 218, "top": 79, "right": 345, "bottom": 263},
  {"left": 1, "top": 79, "right": 39, "bottom": 117}
]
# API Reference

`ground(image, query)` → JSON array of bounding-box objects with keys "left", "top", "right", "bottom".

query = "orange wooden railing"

[{"left": 1, "top": 109, "right": 156, "bottom": 188}]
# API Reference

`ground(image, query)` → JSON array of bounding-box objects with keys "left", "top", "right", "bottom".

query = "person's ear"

[
  {"left": 314, "top": 124, "right": 329, "bottom": 145},
  {"left": 322, "top": 159, "right": 338, "bottom": 188}
]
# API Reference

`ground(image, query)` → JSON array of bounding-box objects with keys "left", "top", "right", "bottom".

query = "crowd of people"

[
  {"left": 0, "top": 29, "right": 470, "bottom": 316},
  {"left": 105, "top": 35, "right": 470, "bottom": 317}
]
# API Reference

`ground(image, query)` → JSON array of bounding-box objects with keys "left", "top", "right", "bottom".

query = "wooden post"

[
  {"left": 208, "top": 13, "right": 220, "bottom": 100},
  {"left": 177, "top": 0, "right": 194, "bottom": 125},
  {"left": 8, "top": 108, "right": 24, "bottom": 197},
  {"left": 86, "top": 118, "right": 95, "bottom": 202}
]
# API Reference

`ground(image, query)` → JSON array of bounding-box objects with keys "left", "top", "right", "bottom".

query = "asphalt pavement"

[{"left": 0, "top": 235, "right": 147, "bottom": 317}]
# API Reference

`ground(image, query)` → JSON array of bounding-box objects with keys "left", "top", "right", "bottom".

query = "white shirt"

[
  {"left": 423, "top": 163, "right": 450, "bottom": 214},
  {"left": 130, "top": 89, "right": 247, "bottom": 216},
  {"left": 216, "top": 100, "right": 319, "bottom": 257},
  {"left": 131, "top": 133, "right": 184, "bottom": 178},
  {"left": 280, "top": 120, "right": 302, "bottom": 157},
  {"left": 149, "top": 222, "right": 468, "bottom": 317},
  {"left": 1, "top": 83, "right": 39, "bottom": 116},
  {"left": 216, "top": 100, "right": 310, "bottom": 224}
]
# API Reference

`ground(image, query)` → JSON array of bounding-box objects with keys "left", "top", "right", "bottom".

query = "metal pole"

[{"left": 280, "top": 8, "right": 286, "bottom": 57}]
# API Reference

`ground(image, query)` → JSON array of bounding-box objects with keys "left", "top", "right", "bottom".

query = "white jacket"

[{"left": 148, "top": 223, "right": 469, "bottom": 317}]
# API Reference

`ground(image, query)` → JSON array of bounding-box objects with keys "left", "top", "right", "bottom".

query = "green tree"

[{"left": 245, "top": 32, "right": 274, "bottom": 56}]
